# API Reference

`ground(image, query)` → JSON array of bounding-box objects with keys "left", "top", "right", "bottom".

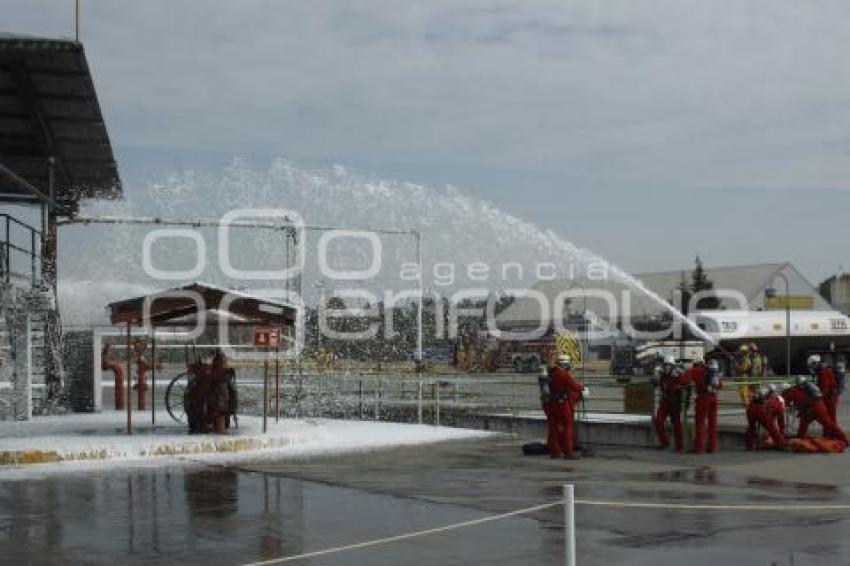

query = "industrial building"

[{"left": 0, "top": 34, "right": 122, "bottom": 419}]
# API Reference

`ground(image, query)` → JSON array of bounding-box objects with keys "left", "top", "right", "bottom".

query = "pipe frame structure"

[{"left": 59, "top": 214, "right": 425, "bottom": 405}]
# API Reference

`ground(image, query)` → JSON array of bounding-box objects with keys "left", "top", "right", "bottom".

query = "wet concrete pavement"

[
  {"left": 2, "top": 437, "right": 850, "bottom": 565},
  {"left": 0, "top": 462, "right": 545, "bottom": 565}
]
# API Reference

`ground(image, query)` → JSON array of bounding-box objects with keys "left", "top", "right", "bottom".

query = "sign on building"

[{"left": 764, "top": 295, "right": 814, "bottom": 310}]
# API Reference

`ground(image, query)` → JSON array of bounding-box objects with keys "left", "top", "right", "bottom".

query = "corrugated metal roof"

[
  {"left": 108, "top": 282, "right": 297, "bottom": 327},
  {"left": 0, "top": 33, "right": 121, "bottom": 211},
  {"left": 635, "top": 262, "right": 786, "bottom": 306}
]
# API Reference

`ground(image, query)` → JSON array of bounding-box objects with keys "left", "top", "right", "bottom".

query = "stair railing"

[{"left": 0, "top": 214, "right": 41, "bottom": 287}]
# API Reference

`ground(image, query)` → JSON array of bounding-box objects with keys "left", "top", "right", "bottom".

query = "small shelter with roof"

[{"left": 105, "top": 282, "right": 297, "bottom": 434}]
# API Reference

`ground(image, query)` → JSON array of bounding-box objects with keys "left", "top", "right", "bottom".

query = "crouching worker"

[
  {"left": 782, "top": 379, "right": 849, "bottom": 446},
  {"left": 681, "top": 359, "right": 722, "bottom": 453},
  {"left": 547, "top": 355, "right": 587, "bottom": 460},
  {"left": 744, "top": 385, "right": 787, "bottom": 450},
  {"left": 654, "top": 356, "right": 685, "bottom": 452}
]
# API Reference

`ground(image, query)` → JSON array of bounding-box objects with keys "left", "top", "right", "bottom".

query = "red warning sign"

[{"left": 254, "top": 327, "right": 281, "bottom": 348}]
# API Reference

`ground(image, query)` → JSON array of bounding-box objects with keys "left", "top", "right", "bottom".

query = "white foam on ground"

[{"left": 0, "top": 411, "right": 493, "bottom": 480}]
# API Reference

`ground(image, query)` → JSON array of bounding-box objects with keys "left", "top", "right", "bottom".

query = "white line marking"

[{"left": 575, "top": 499, "right": 850, "bottom": 511}]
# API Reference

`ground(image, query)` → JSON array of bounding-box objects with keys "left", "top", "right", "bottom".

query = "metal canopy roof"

[
  {"left": 0, "top": 33, "right": 122, "bottom": 212},
  {"left": 107, "top": 283, "right": 297, "bottom": 327}
]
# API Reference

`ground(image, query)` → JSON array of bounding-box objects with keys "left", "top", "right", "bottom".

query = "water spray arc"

[
  {"left": 543, "top": 230, "right": 718, "bottom": 348},
  {"left": 62, "top": 161, "right": 719, "bottom": 369},
  {"left": 58, "top": 214, "right": 425, "bottom": 368}
]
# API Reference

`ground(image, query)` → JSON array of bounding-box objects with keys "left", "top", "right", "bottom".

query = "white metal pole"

[
  {"left": 785, "top": 277, "right": 791, "bottom": 379},
  {"left": 582, "top": 294, "right": 587, "bottom": 379},
  {"left": 415, "top": 230, "right": 423, "bottom": 371},
  {"left": 776, "top": 272, "right": 791, "bottom": 378},
  {"left": 374, "top": 377, "right": 380, "bottom": 421},
  {"left": 417, "top": 380, "right": 423, "bottom": 424},
  {"left": 75, "top": 0, "right": 80, "bottom": 43},
  {"left": 434, "top": 381, "right": 440, "bottom": 426},
  {"left": 564, "top": 484, "right": 576, "bottom": 566}
]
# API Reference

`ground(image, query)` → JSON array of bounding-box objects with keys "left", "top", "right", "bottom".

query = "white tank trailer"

[{"left": 694, "top": 309, "right": 850, "bottom": 374}]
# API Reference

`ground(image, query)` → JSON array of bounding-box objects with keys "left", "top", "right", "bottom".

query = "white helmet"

[
  {"left": 780, "top": 382, "right": 792, "bottom": 393},
  {"left": 807, "top": 354, "right": 822, "bottom": 373},
  {"left": 558, "top": 354, "right": 572, "bottom": 369},
  {"left": 664, "top": 355, "right": 676, "bottom": 366},
  {"left": 766, "top": 383, "right": 777, "bottom": 395}
]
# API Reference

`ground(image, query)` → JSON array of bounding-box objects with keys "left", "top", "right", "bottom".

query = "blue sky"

[{"left": 3, "top": 0, "right": 850, "bottom": 283}]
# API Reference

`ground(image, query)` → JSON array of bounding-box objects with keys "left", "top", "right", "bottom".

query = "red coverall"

[
  {"left": 101, "top": 343, "right": 125, "bottom": 410},
  {"left": 654, "top": 370, "right": 684, "bottom": 451},
  {"left": 744, "top": 395, "right": 786, "bottom": 449},
  {"left": 680, "top": 365, "right": 719, "bottom": 453},
  {"left": 816, "top": 366, "right": 839, "bottom": 422},
  {"left": 782, "top": 385, "right": 849, "bottom": 445},
  {"left": 547, "top": 367, "right": 584, "bottom": 457}
]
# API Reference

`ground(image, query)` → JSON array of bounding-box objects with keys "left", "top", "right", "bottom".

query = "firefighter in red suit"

[
  {"left": 654, "top": 356, "right": 685, "bottom": 451},
  {"left": 782, "top": 380, "right": 849, "bottom": 445},
  {"left": 744, "top": 385, "right": 787, "bottom": 450},
  {"left": 547, "top": 355, "right": 586, "bottom": 459},
  {"left": 808, "top": 354, "right": 839, "bottom": 422},
  {"left": 680, "top": 359, "right": 722, "bottom": 453}
]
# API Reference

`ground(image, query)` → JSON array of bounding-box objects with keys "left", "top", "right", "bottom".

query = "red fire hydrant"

[{"left": 101, "top": 341, "right": 125, "bottom": 410}]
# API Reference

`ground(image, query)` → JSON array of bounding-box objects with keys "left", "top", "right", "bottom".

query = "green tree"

[
  {"left": 676, "top": 270, "right": 692, "bottom": 316},
  {"left": 690, "top": 256, "right": 720, "bottom": 310}
]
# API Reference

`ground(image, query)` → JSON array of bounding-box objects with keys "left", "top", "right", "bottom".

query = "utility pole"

[
  {"left": 767, "top": 272, "right": 792, "bottom": 377},
  {"left": 75, "top": 0, "right": 80, "bottom": 43}
]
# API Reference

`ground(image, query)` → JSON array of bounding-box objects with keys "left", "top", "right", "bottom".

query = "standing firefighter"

[
  {"left": 735, "top": 344, "right": 754, "bottom": 405},
  {"left": 808, "top": 354, "right": 839, "bottom": 422},
  {"left": 654, "top": 356, "right": 685, "bottom": 452},
  {"left": 547, "top": 355, "right": 586, "bottom": 459},
  {"left": 782, "top": 379, "right": 849, "bottom": 445},
  {"left": 749, "top": 343, "right": 765, "bottom": 378},
  {"left": 744, "top": 385, "right": 787, "bottom": 450},
  {"left": 682, "top": 359, "right": 722, "bottom": 453}
]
